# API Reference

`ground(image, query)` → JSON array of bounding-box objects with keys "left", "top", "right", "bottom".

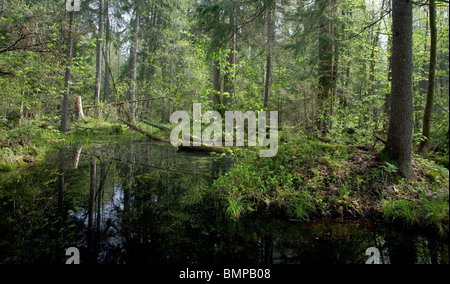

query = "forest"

[{"left": 0, "top": 0, "right": 449, "bottom": 264}]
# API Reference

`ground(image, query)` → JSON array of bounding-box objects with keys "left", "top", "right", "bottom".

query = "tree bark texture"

[{"left": 385, "top": 0, "right": 414, "bottom": 179}]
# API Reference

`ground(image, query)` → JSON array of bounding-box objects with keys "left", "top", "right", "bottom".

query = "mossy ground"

[
  {"left": 0, "top": 118, "right": 138, "bottom": 172},
  {"left": 212, "top": 134, "right": 449, "bottom": 235}
]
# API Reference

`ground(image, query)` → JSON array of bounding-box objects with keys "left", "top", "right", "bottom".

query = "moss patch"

[{"left": 212, "top": 136, "right": 449, "bottom": 235}]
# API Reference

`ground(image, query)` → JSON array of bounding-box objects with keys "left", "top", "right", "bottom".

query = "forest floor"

[
  {"left": 0, "top": 119, "right": 131, "bottom": 172},
  {"left": 212, "top": 134, "right": 449, "bottom": 236},
  {"left": 1, "top": 120, "right": 449, "bottom": 236}
]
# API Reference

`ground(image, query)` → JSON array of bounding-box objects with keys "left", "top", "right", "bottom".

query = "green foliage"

[
  {"left": 382, "top": 199, "right": 418, "bottom": 228},
  {"left": 212, "top": 134, "right": 449, "bottom": 233},
  {"left": 0, "top": 0, "right": 448, "bottom": 239},
  {"left": 1, "top": 0, "right": 448, "bottom": 151},
  {"left": 382, "top": 192, "right": 449, "bottom": 236},
  {"left": 213, "top": 136, "right": 354, "bottom": 220},
  {"left": 225, "top": 196, "right": 249, "bottom": 220},
  {"left": 379, "top": 157, "right": 449, "bottom": 234},
  {"left": 0, "top": 125, "right": 65, "bottom": 172}
]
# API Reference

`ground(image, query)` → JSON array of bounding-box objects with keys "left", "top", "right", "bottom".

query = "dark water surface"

[{"left": 0, "top": 140, "right": 448, "bottom": 264}]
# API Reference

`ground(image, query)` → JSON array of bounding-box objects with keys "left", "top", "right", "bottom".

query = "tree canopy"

[{"left": 0, "top": 0, "right": 449, "bottom": 173}]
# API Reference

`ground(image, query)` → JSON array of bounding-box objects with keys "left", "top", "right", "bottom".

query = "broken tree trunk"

[{"left": 76, "top": 96, "right": 85, "bottom": 119}]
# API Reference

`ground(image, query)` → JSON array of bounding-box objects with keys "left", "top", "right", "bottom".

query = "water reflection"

[{"left": 0, "top": 141, "right": 448, "bottom": 264}]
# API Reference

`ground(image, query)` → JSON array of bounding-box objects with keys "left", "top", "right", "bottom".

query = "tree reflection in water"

[{"left": 0, "top": 141, "right": 448, "bottom": 264}]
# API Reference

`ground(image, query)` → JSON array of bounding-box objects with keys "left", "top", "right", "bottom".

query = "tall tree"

[
  {"left": 223, "top": 0, "right": 237, "bottom": 111},
  {"left": 0, "top": 0, "right": 5, "bottom": 20},
  {"left": 384, "top": 0, "right": 414, "bottom": 179},
  {"left": 263, "top": 0, "right": 275, "bottom": 109},
  {"left": 94, "top": 0, "right": 104, "bottom": 118},
  {"left": 418, "top": 0, "right": 437, "bottom": 155},
  {"left": 317, "top": 0, "right": 335, "bottom": 134},
  {"left": 383, "top": 0, "right": 393, "bottom": 130},
  {"left": 104, "top": 0, "right": 111, "bottom": 103},
  {"left": 61, "top": 8, "right": 76, "bottom": 132},
  {"left": 128, "top": 8, "right": 140, "bottom": 124}
]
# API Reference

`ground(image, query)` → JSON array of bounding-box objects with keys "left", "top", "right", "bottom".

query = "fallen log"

[
  {"left": 142, "top": 119, "right": 204, "bottom": 143},
  {"left": 120, "top": 119, "right": 171, "bottom": 144},
  {"left": 120, "top": 119, "right": 229, "bottom": 154},
  {"left": 142, "top": 120, "right": 173, "bottom": 131}
]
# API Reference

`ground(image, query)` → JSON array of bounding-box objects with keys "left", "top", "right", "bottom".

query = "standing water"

[{"left": 0, "top": 140, "right": 448, "bottom": 264}]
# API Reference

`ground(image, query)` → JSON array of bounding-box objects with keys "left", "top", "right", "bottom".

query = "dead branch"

[{"left": 374, "top": 135, "right": 387, "bottom": 145}]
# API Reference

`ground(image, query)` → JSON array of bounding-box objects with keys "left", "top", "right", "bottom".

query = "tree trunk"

[
  {"left": 104, "top": 0, "right": 111, "bottom": 103},
  {"left": 19, "top": 96, "right": 24, "bottom": 127},
  {"left": 368, "top": 23, "right": 381, "bottom": 99},
  {"left": 128, "top": 10, "right": 139, "bottom": 124},
  {"left": 383, "top": 0, "right": 392, "bottom": 131},
  {"left": 331, "top": 44, "right": 339, "bottom": 121},
  {"left": 383, "top": 34, "right": 392, "bottom": 127},
  {"left": 418, "top": 0, "right": 437, "bottom": 155},
  {"left": 329, "top": 0, "right": 339, "bottom": 125},
  {"left": 142, "top": 120, "right": 173, "bottom": 131},
  {"left": 120, "top": 119, "right": 171, "bottom": 143},
  {"left": 317, "top": 0, "right": 334, "bottom": 134},
  {"left": 213, "top": 59, "right": 222, "bottom": 112},
  {"left": 385, "top": 0, "right": 414, "bottom": 179},
  {"left": 76, "top": 96, "right": 85, "bottom": 119},
  {"left": 368, "top": 17, "right": 382, "bottom": 131},
  {"left": 224, "top": 3, "right": 237, "bottom": 111},
  {"left": 264, "top": 1, "right": 274, "bottom": 109},
  {"left": 340, "top": 56, "right": 350, "bottom": 110},
  {"left": 94, "top": 0, "right": 104, "bottom": 118},
  {"left": 0, "top": 0, "right": 5, "bottom": 20},
  {"left": 73, "top": 146, "right": 82, "bottom": 169},
  {"left": 61, "top": 10, "right": 75, "bottom": 133},
  {"left": 121, "top": 120, "right": 228, "bottom": 154}
]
